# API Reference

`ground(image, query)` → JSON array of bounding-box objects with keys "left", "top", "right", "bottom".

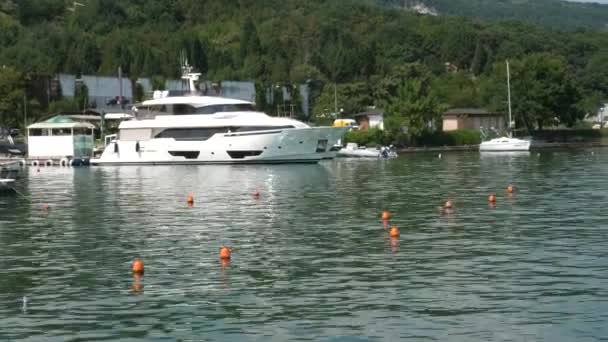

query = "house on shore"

[
  {"left": 353, "top": 109, "right": 385, "bottom": 130},
  {"left": 442, "top": 108, "right": 506, "bottom": 132}
]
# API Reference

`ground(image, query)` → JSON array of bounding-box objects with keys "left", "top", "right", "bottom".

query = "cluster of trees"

[
  {"left": 0, "top": 0, "right": 607, "bottom": 141},
  {"left": 378, "top": 0, "right": 608, "bottom": 30}
]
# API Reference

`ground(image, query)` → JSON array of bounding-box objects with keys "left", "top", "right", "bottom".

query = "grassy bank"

[
  {"left": 530, "top": 129, "right": 608, "bottom": 144},
  {"left": 344, "top": 128, "right": 481, "bottom": 147},
  {"left": 345, "top": 128, "right": 608, "bottom": 147}
]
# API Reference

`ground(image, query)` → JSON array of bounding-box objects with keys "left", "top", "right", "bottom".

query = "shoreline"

[
  {"left": 0, "top": 142, "right": 606, "bottom": 164},
  {"left": 397, "top": 141, "right": 608, "bottom": 153}
]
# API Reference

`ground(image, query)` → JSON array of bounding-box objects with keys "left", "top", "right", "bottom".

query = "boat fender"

[
  {"left": 45, "top": 160, "right": 53, "bottom": 167},
  {"left": 60, "top": 158, "right": 69, "bottom": 167},
  {"left": 135, "top": 141, "right": 140, "bottom": 153},
  {"left": 114, "top": 142, "right": 119, "bottom": 153},
  {"left": 31, "top": 160, "right": 39, "bottom": 167},
  {"left": 19, "top": 159, "right": 26, "bottom": 167}
]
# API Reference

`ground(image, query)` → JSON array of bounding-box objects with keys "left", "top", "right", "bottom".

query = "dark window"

[
  {"left": 232, "top": 126, "right": 294, "bottom": 132},
  {"left": 227, "top": 150, "right": 263, "bottom": 159},
  {"left": 52, "top": 128, "right": 71, "bottom": 136},
  {"left": 172, "top": 104, "right": 197, "bottom": 115},
  {"left": 73, "top": 127, "right": 92, "bottom": 135},
  {"left": 149, "top": 105, "right": 168, "bottom": 113},
  {"left": 169, "top": 151, "right": 200, "bottom": 159},
  {"left": 155, "top": 126, "right": 295, "bottom": 141},
  {"left": 29, "top": 129, "right": 50, "bottom": 136},
  {"left": 316, "top": 139, "right": 328, "bottom": 153},
  {"left": 194, "top": 104, "right": 256, "bottom": 115},
  {"left": 155, "top": 128, "right": 229, "bottom": 141}
]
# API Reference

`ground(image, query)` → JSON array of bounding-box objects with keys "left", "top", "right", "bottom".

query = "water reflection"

[{"left": 1, "top": 152, "right": 608, "bottom": 341}]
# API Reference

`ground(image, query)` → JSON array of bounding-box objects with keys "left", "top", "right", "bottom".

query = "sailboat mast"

[{"left": 506, "top": 60, "right": 513, "bottom": 137}]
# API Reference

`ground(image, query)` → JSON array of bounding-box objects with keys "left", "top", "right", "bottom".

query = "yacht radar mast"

[{"left": 180, "top": 57, "right": 201, "bottom": 95}]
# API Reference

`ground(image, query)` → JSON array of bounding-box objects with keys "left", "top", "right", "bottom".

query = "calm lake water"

[{"left": 1, "top": 150, "right": 608, "bottom": 341}]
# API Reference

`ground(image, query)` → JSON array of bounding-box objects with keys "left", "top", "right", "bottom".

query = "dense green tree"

[
  {"left": 0, "top": 66, "right": 24, "bottom": 128},
  {"left": 483, "top": 55, "right": 584, "bottom": 131},
  {"left": 239, "top": 17, "right": 262, "bottom": 63},
  {"left": 580, "top": 52, "right": 608, "bottom": 99},
  {"left": 311, "top": 82, "right": 372, "bottom": 123},
  {"left": 381, "top": 64, "right": 444, "bottom": 141},
  {"left": 1, "top": 0, "right": 608, "bottom": 133},
  {"left": 433, "top": 72, "right": 482, "bottom": 109},
  {"left": 378, "top": 0, "right": 608, "bottom": 30}
]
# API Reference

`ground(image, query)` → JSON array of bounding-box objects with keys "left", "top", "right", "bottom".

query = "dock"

[{"left": 0, "top": 157, "right": 91, "bottom": 167}]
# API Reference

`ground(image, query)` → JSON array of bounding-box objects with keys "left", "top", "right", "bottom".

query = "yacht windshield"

[{"left": 194, "top": 103, "right": 256, "bottom": 114}]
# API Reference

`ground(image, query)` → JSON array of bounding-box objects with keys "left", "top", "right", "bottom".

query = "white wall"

[
  {"left": 369, "top": 114, "right": 384, "bottom": 130},
  {"left": 28, "top": 136, "right": 74, "bottom": 158}
]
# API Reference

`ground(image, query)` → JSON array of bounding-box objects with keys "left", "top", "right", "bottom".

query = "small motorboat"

[
  {"left": 337, "top": 143, "right": 398, "bottom": 158},
  {"left": 0, "top": 160, "right": 21, "bottom": 189}
]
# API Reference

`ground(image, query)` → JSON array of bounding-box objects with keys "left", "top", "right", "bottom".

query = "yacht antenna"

[{"left": 506, "top": 60, "right": 513, "bottom": 138}]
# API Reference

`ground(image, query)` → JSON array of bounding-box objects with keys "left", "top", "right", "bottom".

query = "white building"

[
  {"left": 27, "top": 116, "right": 96, "bottom": 159},
  {"left": 354, "top": 110, "right": 385, "bottom": 130}
]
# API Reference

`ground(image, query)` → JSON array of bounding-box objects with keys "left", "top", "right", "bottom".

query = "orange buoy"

[
  {"left": 131, "top": 273, "right": 144, "bottom": 293},
  {"left": 444, "top": 200, "right": 453, "bottom": 209},
  {"left": 219, "top": 247, "right": 231, "bottom": 260},
  {"left": 507, "top": 184, "right": 514, "bottom": 193},
  {"left": 381, "top": 211, "right": 390, "bottom": 221},
  {"left": 488, "top": 194, "right": 496, "bottom": 203},
  {"left": 131, "top": 282, "right": 143, "bottom": 293},
  {"left": 389, "top": 226, "right": 399, "bottom": 237},
  {"left": 131, "top": 258, "right": 144, "bottom": 274},
  {"left": 187, "top": 195, "right": 194, "bottom": 205}
]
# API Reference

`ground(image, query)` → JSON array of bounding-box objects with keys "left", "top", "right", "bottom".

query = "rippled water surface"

[{"left": 1, "top": 150, "right": 608, "bottom": 341}]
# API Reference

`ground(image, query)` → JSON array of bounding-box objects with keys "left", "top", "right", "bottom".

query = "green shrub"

[
  {"left": 531, "top": 129, "right": 602, "bottom": 142},
  {"left": 417, "top": 130, "right": 481, "bottom": 146},
  {"left": 344, "top": 128, "right": 389, "bottom": 147}
]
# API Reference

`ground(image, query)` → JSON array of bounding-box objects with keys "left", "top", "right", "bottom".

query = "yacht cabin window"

[
  {"left": 155, "top": 126, "right": 295, "bottom": 141},
  {"left": 136, "top": 103, "right": 256, "bottom": 118},
  {"left": 194, "top": 103, "right": 255, "bottom": 114}
]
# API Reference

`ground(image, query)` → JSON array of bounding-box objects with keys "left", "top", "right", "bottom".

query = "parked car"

[{"left": 106, "top": 96, "right": 130, "bottom": 106}]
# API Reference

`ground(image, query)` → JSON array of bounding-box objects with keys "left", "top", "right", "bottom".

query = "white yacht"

[{"left": 92, "top": 67, "right": 347, "bottom": 165}]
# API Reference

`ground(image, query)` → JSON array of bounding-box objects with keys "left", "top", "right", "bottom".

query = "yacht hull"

[{"left": 91, "top": 127, "right": 348, "bottom": 165}]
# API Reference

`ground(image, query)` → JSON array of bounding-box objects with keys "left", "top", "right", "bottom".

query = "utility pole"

[
  {"left": 506, "top": 60, "right": 513, "bottom": 137},
  {"left": 118, "top": 65, "right": 123, "bottom": 107},
  {"left": 23, "top": 91, "right": 27, "bottom": 131},
  {"left": 334, "top": 83, "right": 338, "bottom": 117}
]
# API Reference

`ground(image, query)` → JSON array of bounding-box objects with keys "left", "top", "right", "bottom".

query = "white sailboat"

[{"left": 479, "top": 61, "right": 531, "bottom": 152}]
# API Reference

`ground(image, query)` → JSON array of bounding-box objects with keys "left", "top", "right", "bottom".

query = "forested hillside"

[
  {"left": 1, "top": 0, "right": 608, "bottom": 139},
  {"left": 377, "top": 0, "right": 608, "bottom": 30}
]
